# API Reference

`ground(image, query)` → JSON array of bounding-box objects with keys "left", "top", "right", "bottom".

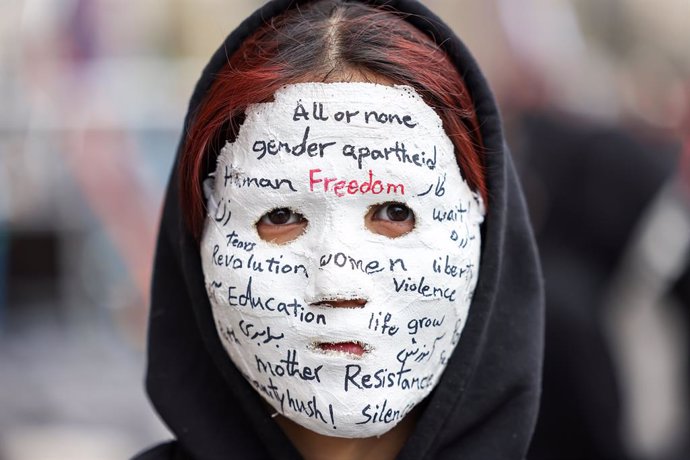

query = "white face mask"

[{"left": 201, "top": 82, "right": 484, "bottom": 438}]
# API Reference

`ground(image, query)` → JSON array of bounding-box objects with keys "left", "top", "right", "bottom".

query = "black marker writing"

[
  {"left": 239, "top": 319, "right": 284, "bottom": 345},
  {"left": 253, "top": 126, "right": 336, "bottom": 160},
  {"left": 397, "top": 334, "right": 446, "bottom": 364},
  {"left": 364, "top": 110, "right": 417, "bottom": 128},
  {"left": 224, "top": 165, "right": 296, "bottom": 192},
  {"left": 432, "top": 256, "right": 471, "bottom": 280},
  {"left": 367, "top": 311, "right": 399, "bottom": 336},
  {"left": 450, "top": 230, "right": 476, "bottom": 249},
  {"left": 418, "top": 174, "right": 446, "bottom": 197},
  {"left": 228, "top": 277, "right": 326, "bottom": 325},
  {"left": 392, "top": 276, "right": 457, "bottom": 302},
  {"left": 407, "top": 315, "right": 446, "bottom": 335},
  {"left": 225, "top": 231, "right": 256, "bottom": 252},
  {"left": 212, "top": 245, "right": 308, "bottom": 278},
  {"left": 292, "top": 100, "right": 416, "bottom": 128},
  {"left": 342, "top": 142, "right": 436, "bottom": 171},
  {"left": 245, "top": 374, "right": 333, "bottom": 426},
  {"left": 356, "top": 399, "right": 416, "bottom": 425},
  {"left": 389, "top": 258, "right": 407, "bottom": 272},
  {"left": 255, "top": 349, "right": 323, "bottom": 382},
  {"left": 344, "top": 363, "right": 434, "bottom": 392},
  {"left": 217, "top": 322, "right": 240, "bottom": 345},
  {"left": 334, "top": 109, "right": 359, "bottom": 123},
  {"left": 214, "top": 197, "right": 232, "bottom": 226},
  {"left": 432, "top": 203, "right": 468, "bottom": 223},
  {"left": 319, "top": 251, "right": 385, "bottom": 275}
]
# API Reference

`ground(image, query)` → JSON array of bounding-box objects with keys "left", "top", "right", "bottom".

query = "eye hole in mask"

[
  {"left": 255, "top": 201, "right": 415, "bottom": 244},
  {"left": 365, "top": 201, "right": 416, "bottom": 238},
  {"left": 256, "top": 208, "right": 308, "bottom": 244}
]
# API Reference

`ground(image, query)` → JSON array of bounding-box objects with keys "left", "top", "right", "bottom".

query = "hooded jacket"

[{"left": 134, "top": 1, "right": 543, "bottom": 459}]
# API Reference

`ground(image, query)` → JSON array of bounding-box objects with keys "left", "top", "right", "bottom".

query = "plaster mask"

[{"left": 201, "top": 82, "right": 485, "bottom": 438}]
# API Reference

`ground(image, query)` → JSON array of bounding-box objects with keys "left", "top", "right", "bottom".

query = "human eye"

[
  {"left": 256, "top": 208, "right": 308, "bottom": 244},
  {"left": 365, "top": 202, "right": 415, "bottom": 238},
  {"left": 258, "top": 208, "right": 304, "bottom": 225},
  {"left": 372, "top": 202, "right": 414, "bottom": 222}
]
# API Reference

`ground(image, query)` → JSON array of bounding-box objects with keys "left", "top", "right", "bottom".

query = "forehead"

[{"left": 215, "top": 82, "right": 466, "bottom": 205}]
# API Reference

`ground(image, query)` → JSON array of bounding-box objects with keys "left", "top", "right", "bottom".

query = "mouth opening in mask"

[
  {"left": 312, "top": 340, "right": 371, "bottom": 358},
  {"left": 310, "top": 299, "right": 367, "bottom": 309}
]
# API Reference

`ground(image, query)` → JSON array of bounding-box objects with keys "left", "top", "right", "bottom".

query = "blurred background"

[{"left": 0, "top": 0, "right": 688, "bottom": 459}]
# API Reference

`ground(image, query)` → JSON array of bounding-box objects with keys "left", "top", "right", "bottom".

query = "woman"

[{"left": 135, "top": 1, "right": 543, "bottom": 459}]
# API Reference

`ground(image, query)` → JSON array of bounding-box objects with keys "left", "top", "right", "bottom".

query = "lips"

[{"left": 315, "top": 341, "right": 368, "bottom": 357}]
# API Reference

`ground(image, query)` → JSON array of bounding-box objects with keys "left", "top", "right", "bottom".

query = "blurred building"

[{"left": 1, "top": 1, "right": 263, "bottom": 458}]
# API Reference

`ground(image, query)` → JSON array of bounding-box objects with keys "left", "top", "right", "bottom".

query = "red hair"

[{"left": 180, "top": 0, "right": 486, "bottom": 238}]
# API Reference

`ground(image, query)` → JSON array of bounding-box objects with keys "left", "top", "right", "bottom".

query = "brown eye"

[
  {"left": 365, "top": 202, "right": 415, "bottom": 238},
  {"left": 261, "top": 208, "right": 300, "bottom": 225},
  {"left": 378, "top": 203, "right": 412, "bottom": 222},
  {"left": 256, "top": 208, "right": 307, "bottom": 244}
]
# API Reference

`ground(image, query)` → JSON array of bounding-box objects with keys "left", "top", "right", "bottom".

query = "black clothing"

[{"left": 135, "top": 1, "right": 544, "bottom": 459}]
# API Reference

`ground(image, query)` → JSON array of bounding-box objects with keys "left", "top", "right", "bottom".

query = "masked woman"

[{"left": 134, "top": 1, "right": 543, "bottom": 459}]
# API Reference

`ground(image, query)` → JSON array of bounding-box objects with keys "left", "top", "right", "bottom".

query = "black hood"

[{"left": 135, "top": 1, "right": 544, "bottom": 459}]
